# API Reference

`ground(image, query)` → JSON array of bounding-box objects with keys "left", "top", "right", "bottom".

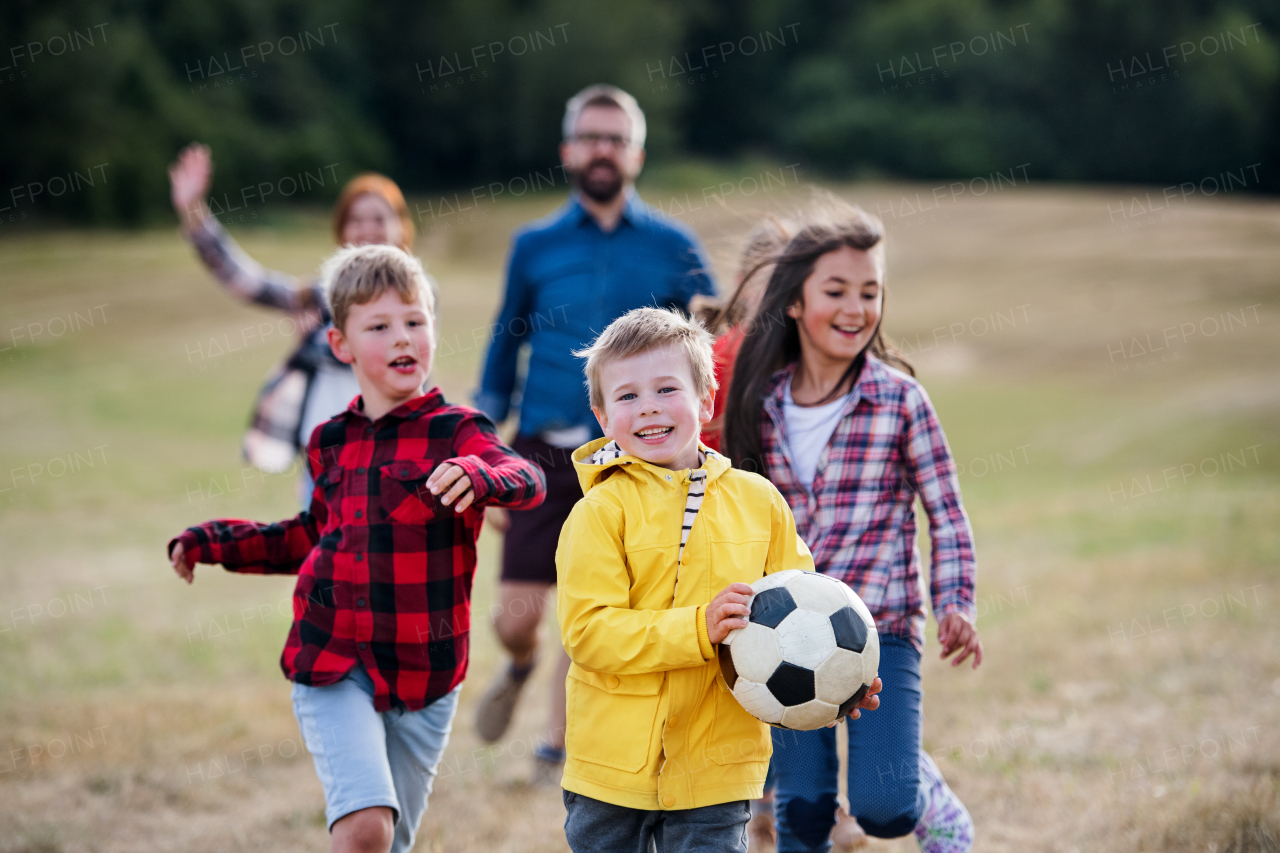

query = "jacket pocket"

[
  {"left": 708, "top": 679, "right": 771, "bottom": 765},
  {"left": 378, "top": 460, "right": 438, "bottom": 525},
  {"left": 565, "top": 667, "right": 663, "bottom": 773},
  {"left": 710, "top": 539, "right": 770, "bottom": 592}
]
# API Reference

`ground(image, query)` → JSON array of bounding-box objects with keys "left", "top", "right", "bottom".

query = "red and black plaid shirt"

[{"left": 170, "top": 389, "right": 546, "bottom": 712}]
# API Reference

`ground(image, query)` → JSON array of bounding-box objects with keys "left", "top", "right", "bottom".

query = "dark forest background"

[{"left": 3, "top": 0, "right": 1278, "bottom": 225}]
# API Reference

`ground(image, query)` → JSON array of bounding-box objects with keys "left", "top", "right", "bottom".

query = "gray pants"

[{"left": 563, "top": 789, "right": 749, "bottom": 853}]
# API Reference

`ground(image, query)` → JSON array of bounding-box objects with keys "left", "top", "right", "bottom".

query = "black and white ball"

[{"left": 718, "top": 569, "right": 879, "bottom": 731}]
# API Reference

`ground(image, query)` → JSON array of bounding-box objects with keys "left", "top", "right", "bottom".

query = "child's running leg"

[
  {"left": 331, "top": 808, "right": 394, "bottom": 853},
  {"left": 769, "top": 725, "right": 840, "bottom": 852},
  {"left": 845, "top": 635, "right": 924, "bottom": 838},
  {"left": 382, "top": 685, "right": 462, "bottom": 853},
  {"left": 913, "top": 751, "right": 973, "bottom": 853},
  {"left": 292, "top": 666, "right": 401, "bottom": 852}
]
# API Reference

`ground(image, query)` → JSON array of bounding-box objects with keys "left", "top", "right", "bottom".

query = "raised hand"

[{"left": 168, "top": 143, "right": 214, "bottom": 230}]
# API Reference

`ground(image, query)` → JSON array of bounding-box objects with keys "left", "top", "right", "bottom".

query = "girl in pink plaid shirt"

[{"left": 723, "top": 198, "right": 982, "bottom": 853}]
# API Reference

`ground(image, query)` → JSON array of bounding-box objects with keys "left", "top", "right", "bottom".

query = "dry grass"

[{"left": 0, "top": 173, "right": 1276, "bottom": 851}]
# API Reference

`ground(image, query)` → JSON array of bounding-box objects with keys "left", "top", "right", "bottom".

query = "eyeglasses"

[{"left": 571, "top": 132, "right": 631, "bottom": 149}]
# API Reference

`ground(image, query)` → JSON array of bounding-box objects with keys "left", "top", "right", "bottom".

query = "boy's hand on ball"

[
  {"left": 169, "top": 541, "right": 195, "bottom": 584},
  {"left": 427, "top": 461, "right": 477, "bottom": 512},
  {"left": 706, "top": 583, "right": 754, "bottom": 645},
  {"left": 829, "top": 677, "right": 882, "bottom": 726},
  {"left": 939, "top": 612, "right": 983, "bottom": 669}
]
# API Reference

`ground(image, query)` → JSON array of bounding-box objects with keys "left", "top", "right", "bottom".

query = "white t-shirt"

[
  {"left": 782, "top": 381, "right": 850, "bottom": 489},
  {"left": 300, "top": 362, "right": 362, "bottom": 447}
]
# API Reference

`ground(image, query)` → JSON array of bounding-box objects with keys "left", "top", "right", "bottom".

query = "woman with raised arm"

[{"left": 169, "top": 144, "right": 416, "bottom": 502}]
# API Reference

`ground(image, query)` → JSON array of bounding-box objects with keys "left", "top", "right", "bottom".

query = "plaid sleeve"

[
  {"left": 899, "top": 382, "right": 977, "bottom": 621},
  {"left": 187, "top": 215, "right": 310, "bottom": 312},
  {"left": 168, "top": 431, "right": 330, "bottom": 573},
  {"left": 173, "top": 513, "right": 320, "bottom": 575},
  {"left": 444, "top": 411, "right": 547, "bottom": 510}
]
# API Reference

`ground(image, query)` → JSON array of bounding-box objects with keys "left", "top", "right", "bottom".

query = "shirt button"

[
  {"left": 607, "top": 675, "right": 620, "bottom": 689},
  {"left": 358, "top": 642, "right": 367, "bottom": 650},
  {"left": 357, "top": 598, "right": 366, "bottom": 607},
  {"left": 666, "top": 474, "right": 672, "bottom": 481},
  {"left": 668, "top": 715, "right": 679, "bottom": 728},
  {"left": 662, "top": 795, "right": 675, "bottom": 808},
  {"left": 357, "top": 467, "right": 366, "bottom": 474},
  {"left": 365, "top": 428, "right": 374, "bottom": 436},
  {"left": 356, "top": 553, "right": 363, "bottom": 562}
]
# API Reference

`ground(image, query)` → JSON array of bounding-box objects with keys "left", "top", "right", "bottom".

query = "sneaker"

[
  {"left": 913, "top": 752, "right": 974, "bottom": 853},
  {"left": 830, "top": 806, "right": 869, "bottom": 851},
  {"left": 531, "top": 743, "right": 565, "bottom": 786},
  {"left": 474, "top": 659, "right": 534, "bottom": 743}
]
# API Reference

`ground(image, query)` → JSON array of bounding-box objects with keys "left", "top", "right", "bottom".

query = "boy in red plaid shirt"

[{"left": 168, "top": 245, "right": 545, "bottom": 853}]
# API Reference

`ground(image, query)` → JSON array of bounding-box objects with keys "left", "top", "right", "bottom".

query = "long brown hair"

[
  {"left": 722, "top": 196, "right": 913, "bottom": 473},
  {"left": 332, "top": 173, "right": 415, "bottom": 253}
]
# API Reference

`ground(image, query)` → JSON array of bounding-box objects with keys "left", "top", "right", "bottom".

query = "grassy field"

[{"left": 0, "top": 172, "right": 1277, "bottom": 853}]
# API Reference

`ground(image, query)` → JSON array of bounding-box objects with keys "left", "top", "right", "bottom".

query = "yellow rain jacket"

[{"left": 556, "top": 438, "right": 815, "bottom": 810}]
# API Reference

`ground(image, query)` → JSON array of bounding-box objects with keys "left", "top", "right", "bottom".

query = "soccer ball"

[{"left": 718, "top": 569, "right": 879, "bottom": 731}]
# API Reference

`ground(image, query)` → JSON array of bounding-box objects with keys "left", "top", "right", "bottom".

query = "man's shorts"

[{"left": 500, "top": 434, "right": 584, "bottom": 585}]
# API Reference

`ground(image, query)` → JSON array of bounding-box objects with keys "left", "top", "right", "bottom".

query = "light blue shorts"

[{"left": 291, "top": 665, "right": 461, "bottom": 853}]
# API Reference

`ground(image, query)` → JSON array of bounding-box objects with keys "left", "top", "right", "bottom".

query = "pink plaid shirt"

[{"left": 760, "top": 357, "right": 977, "bottom": 651}]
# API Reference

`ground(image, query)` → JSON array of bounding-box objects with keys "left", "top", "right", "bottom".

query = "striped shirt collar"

[
  {"left": 588, "top": 439, "right": 713, "bottom": 473},
  {"left": 589, "top": 440, "right": 710, "bottom": 567}
]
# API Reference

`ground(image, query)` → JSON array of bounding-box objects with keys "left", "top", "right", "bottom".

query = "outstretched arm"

[
  {"left": 166, "top": 452, "right": 331, "bottom": 579},
  {"left": 474, "top": 237, "right": 533, "bottom": 424},
  {"left": 427, "top": 412, "right": 546, "bottom": 513},
  {"left": 168, "top": 511, "right": 322, "bottom": 577},
  {"left": 169, "top": 143, "right": 313, "bottom": 313}
]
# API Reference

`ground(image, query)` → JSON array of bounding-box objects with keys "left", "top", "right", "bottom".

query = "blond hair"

[
  {"left": 320, "top": 244, "right": 436, "bottom": 334},
  {"left": 577, "top": 307, "right": 717, "bottom": 411}
]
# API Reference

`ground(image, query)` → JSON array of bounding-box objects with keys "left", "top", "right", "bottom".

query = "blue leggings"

[{"left": 770, "top": 635, "right": 922, "bottom": 850}]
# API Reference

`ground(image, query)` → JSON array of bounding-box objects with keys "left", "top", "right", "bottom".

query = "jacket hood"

[{"left": 571, "top": 437, "right": 732, "bottom": 495}]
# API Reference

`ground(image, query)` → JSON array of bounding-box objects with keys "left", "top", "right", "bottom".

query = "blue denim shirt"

[{"left": 474, "top": 192, "right": 716, "bottom": 438}]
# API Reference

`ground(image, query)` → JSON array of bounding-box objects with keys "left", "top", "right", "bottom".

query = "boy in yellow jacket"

[{"left": 556, "top": 307, "right": 880, "bottom": 852}]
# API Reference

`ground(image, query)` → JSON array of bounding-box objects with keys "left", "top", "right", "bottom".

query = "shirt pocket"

[
  {"left": 378, "top": 460, "right": 438, "bottom": 525},
  {"left": 565, "top": 666, "right": 663, "bottom": 773},
  {"left": 313, "top": 465, "right": 345, "bottom": 521}
]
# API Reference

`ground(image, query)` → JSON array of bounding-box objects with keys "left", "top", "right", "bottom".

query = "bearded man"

[{"left": 473, "top": 84, "right": 717, "bottom": 781}]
